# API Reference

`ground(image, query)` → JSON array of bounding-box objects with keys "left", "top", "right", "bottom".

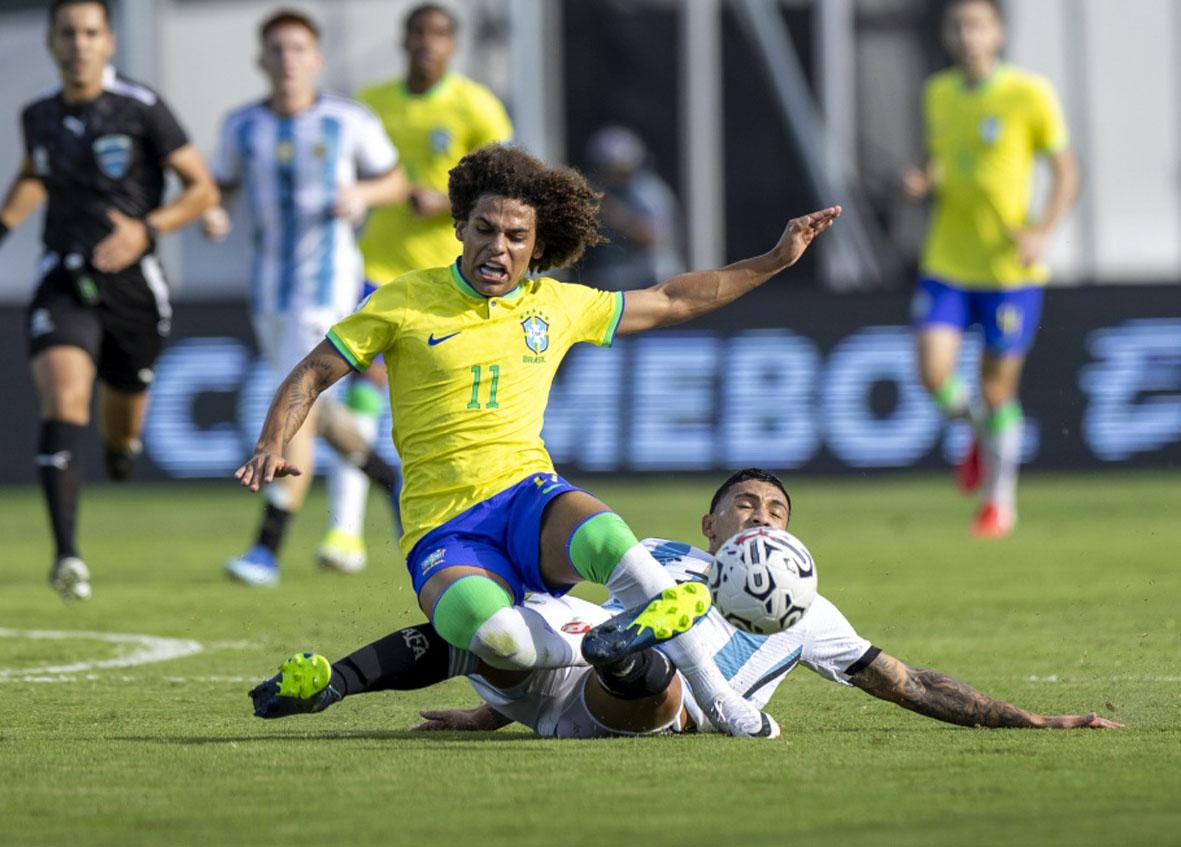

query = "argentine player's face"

[
  {"left": 455, "top": 194, "right": 541, "bottom": 297},
  {"left": 702, "top": 481, "right": 791, "bottom": 554},
  {"left": 943, "top": 0, "right": 1003, "bottom": 69},
  {"left": 48, "top": 2, "right": 114, "bottom": 90},
  {"left": 260, "top": 23, "right": 323, "bottom": 97}
]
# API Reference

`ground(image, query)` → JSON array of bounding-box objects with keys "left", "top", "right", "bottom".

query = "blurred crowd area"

[{"left": 0, "top": 0, "right": 1177, "bottom": 298}]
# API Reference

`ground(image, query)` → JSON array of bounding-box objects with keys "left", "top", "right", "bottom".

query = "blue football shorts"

[
  {"left": 912, "top": 275, "right": 1044, "bottom": 356},
  {"left": 405, "top": 472, "right": 584, "bottom": 604}
]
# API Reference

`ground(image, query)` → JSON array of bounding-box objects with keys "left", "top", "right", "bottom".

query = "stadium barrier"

[{"left": 0, "top": 284, "right": 1178, "bottom": 483}]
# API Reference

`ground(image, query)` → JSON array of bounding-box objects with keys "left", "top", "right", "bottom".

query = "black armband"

[
  {"left": 844, "top": 645, "right": 882, "bottom": 677},
  {"left": 0, "top": 220, "right": 10, "bottom": 245}
]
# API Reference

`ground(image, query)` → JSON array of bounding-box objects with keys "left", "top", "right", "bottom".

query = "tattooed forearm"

[
  {"left": 256, "top": 350, "right": 347, "bottom": 450},
  {"left": 851, "top": 652, "right": 1043, "bottom": 729}
]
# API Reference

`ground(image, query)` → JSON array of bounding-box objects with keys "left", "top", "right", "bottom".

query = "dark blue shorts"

[
  {"left": 405, "top": 473, "right": 584, "bottom": 604},
  {"left": 912, "top": 276, "right": 1044, "bottom": 356}
]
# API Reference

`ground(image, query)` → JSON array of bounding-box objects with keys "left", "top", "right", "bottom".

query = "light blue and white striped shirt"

[{"left": 214, "top": 93, "right": 397, "bottom": 317}]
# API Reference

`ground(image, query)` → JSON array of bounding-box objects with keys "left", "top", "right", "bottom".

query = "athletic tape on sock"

[
  {"left": 933, "top": 374, "right": 968, "bottom": 417},
  {"left": 345, "top": 380, "right": 384, "bottom": 417},
  {"left": 988, "top": 400, "right": 1023, "bottom": 433},
  {"left": 431, "top": 575, "right": 512, "bottom": 651},
  {"left": 567, "top": 512, "right": 640, "bottom": 585}
]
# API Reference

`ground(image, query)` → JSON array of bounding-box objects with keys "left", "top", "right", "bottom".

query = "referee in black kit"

[{"left": 0, "top": 0, "right": 218, "bottom": 600}]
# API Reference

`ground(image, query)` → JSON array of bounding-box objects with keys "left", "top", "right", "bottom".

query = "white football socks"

[{"left": 327, "top": 411, "right": 378, "bottom": 536}]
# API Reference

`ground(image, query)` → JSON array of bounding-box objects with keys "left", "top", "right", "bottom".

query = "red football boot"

[{"left": 971, "top": 502, "right": 1016, "bottom": 539}]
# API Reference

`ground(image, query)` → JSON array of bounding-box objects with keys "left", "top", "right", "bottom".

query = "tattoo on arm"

[
  {"left": 258, "top": 352, "right": 342, "bottom": 449},
  {"left": 851, "top": 652, "right": 1043, "bottom": 729}
]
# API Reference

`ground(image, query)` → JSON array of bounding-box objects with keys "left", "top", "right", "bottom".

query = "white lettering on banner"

[
  {"left": 137, "top": 323, "right": 1181, "bottom": 476},
  {"left": 1080, "top": 319, "right": 1181, "bottom": 460},
  {"left": 721, "top": 330, "right": 821, "bottom": 468},
  {"left": 542, "top": 343, "right": 623, "bottom": 470},
  {"left": 629, "top": 335, "right": 720, "bottom": 469},
  {"left": 143, "top": 339, "right": 251, "bottom": 476},
  {"left": 822, "top": 327, "right": 942, "bottom": 467}
]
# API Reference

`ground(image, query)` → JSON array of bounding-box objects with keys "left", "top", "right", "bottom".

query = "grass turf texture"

[{"left": 0, "top": 472, "right": 1178, "bottom": 847}]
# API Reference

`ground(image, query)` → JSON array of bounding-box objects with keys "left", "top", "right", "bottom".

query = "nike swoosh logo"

[
  {"left": 540, "top": 484, "right": 562, "bottom": 494},
  {"left": 427, "top": 331, "right": 462, "bottom": 346}
]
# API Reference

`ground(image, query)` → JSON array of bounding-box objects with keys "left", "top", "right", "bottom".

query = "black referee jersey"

[{"left": 21, "top": 65, "right": 189, "bottom": 257}]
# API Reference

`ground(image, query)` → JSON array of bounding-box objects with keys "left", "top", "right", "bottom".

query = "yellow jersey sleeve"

[
  {"left": 465, "top": 84, "right": 514, "bottom": 150},
  {"left": 554, "top": 282, "right": 625, "bottom": 347},
  {"left": 1029, "top": 76, "right": 1070, "bottom": 155},
  {"left": 326, "top": 282, "right": 407, "bottom": 371}
]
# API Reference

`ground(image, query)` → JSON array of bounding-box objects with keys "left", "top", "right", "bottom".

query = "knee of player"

[{"left": 469, "top": 608, "right": 538, "bottom": 671}]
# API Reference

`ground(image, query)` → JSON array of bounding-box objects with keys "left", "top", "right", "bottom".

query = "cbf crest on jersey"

[
  {"left": 521, "top": 314, "right": 550, "bottom": 354},
  {"left": 979, "top": 115, "right": 1002, "bottom": 144},
  {"left": 429, "top": 127, "right": 452, "bottom": 153},
  {"left": 93, "top": 134, "right": 132, "bottom": 179}
]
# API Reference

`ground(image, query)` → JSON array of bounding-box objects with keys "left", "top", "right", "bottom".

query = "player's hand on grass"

[
  {"left": 201, "top": 206, "right": 233, "bottom": 241},
  {"left": 774, "top": 205, "right": 842, "bottom": 268},
  {"left": 1011, "top": 226, "right": 1049, "bottom": 267},
  {"left": 408, "top": 186, "right": 450, "bottom": 217},
  {"left": 234, "top": 450, "right": 302, "bottom": 491},
  {"left": 1040, "top": 712, "right": 1124, "bottom": 729},
  {"left": 92, "top": 208, "right": 151, "bottom": 272},
  {"left": 413, "top": 707, "right": 499, "bottom": 732}
]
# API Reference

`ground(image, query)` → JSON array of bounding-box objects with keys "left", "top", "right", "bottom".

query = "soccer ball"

[{"left": 708, "top": 528, "right": 817, "bottom": 635}]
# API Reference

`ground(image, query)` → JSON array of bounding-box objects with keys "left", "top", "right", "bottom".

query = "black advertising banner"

[{"left": 0, "top": 285, "right": 1178, "bottom": 483}]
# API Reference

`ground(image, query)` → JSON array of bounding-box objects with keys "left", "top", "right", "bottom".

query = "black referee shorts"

[{"left": 26, "top": 254, "right": 173, "bottom": 393}]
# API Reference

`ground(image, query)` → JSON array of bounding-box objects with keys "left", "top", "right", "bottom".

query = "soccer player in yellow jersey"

[
  {"left": 321, "top": 3, "right": 514, "bottom": 573},
  {"left": 903, "top": 0, "right": 1079, "bottom": 538},
  {"left": 235, "top": 144, "right": 840, "bottom": 738}
]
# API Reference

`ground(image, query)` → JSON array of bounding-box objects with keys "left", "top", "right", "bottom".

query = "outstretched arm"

[
  {"left": 850, "top": 651, "right": 1122, "bottom": 729},
  {"left": 616, "top": 205, "right": 841, "bottom": 335},
  {"left": 234, "top": 340, "right": 353, "bottom": 490}
]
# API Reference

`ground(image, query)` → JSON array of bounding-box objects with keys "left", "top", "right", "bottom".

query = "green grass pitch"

[{"left": 1, "top": 472, "right": 1178, "bottom": 847}]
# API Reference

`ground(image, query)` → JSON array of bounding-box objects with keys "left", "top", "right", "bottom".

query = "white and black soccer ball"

[{"left": 708, "top": 528, "right": 817, "bottom": 635}]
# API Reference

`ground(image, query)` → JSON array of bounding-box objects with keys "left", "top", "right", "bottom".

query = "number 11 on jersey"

[{"left": 467, "top": 363, "right": 501, "bottom": 409}]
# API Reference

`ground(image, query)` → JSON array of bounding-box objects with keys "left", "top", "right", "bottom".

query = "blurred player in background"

[
  {"left": 0, "top": 0, "right": 217, "bottom": 600},
  {"left": 902, "top": 0, "right": 1079, "bottom": 538},
  {"left": 235, "top": 143, "right": 840, "bottom": 738},
  {"left": 316, "top": 2, "right": 515, "bottom": 575},
  {"left": 581, "top": 125, "right": 684, "bottom": 291},
  {"left": 201, "top": 9, "right": 409, "bottom": 587},
  {"left": 249, "top": 468, "right": 1121, "bottom": 736}
]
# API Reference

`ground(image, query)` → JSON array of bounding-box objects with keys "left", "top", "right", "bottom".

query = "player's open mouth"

[{"left": 475, "top": 262, "right": 509, "bottom": 284}]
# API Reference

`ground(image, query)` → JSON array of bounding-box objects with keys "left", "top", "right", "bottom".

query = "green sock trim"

[
  {"left": 932, "top": 374, "right": 966, "bottom": 412},
  {"left": 345, "top": 380, "right": 384, "bottom": 417},
  {"left": 431, "top": 576, "right": 512, "bottom": 650},
  {"left": 988, "top": 400, "right": 1023, "bottom": 434},
  {"left": 567, "top": 512, "right": 639, "bottom": 585}
]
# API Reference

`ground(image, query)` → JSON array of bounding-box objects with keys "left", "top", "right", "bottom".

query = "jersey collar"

[
  {"left": 450, "top": 259, "right": 524, "bottom": 302},
  {"left": 402, "top": 72, "right": 454, "bottom": 100},
  {"left": 957, "top": 62, "right": 1006, "bottom": 93}
]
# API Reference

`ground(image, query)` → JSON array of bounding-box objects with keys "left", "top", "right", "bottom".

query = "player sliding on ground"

[
  {"left": 236, "top": 144, "right": 840, "bottom": 738},
  {"left": 248, "top": 468, "right": 1122, "bottom": 736}
]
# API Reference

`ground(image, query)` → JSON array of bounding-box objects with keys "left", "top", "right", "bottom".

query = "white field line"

[{"left": 0, "top": 627, "right": 203, "bottom": 680}]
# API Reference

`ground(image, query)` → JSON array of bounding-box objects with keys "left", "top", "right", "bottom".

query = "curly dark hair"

[{"left": 448, "top": 145, "right": 605, "bottom": 272}]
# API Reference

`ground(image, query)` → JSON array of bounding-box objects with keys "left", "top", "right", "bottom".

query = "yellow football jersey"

[
  {"left": 356, "top": 74, "right": 514, "bottom": 283},
  {"left": 327, "top": 262, "right": 624, "bottom": 554},
  {"left": 921, "top": 64, "right": 1069, "bottom": 288}
]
